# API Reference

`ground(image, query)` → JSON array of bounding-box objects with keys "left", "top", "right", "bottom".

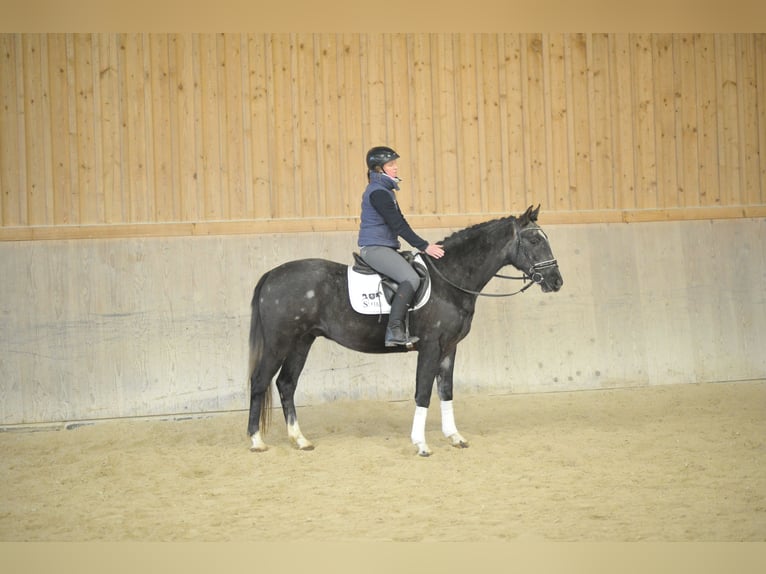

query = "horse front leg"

[
  {"left": 437, "top": 348, "right": 469, "bottom": 449},
  {"left": 411, "top": 350, "right": 440, "bottom": 457}
]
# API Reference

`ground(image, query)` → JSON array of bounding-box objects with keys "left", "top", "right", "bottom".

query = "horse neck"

[{"left": 438, "top": 220, "right": 515, "bottom": 292}]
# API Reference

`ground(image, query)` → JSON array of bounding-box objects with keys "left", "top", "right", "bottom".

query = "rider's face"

[{"left": 382, "top": 160, "right": 398, "bottom": 179}]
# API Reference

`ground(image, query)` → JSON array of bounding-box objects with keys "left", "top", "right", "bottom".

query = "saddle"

[{"left": 347, "top": 251, "right": 431, "bottom": 315}]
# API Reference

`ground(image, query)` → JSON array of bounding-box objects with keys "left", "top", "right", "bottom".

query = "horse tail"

[{"left": 248, "top": 272, "right": 273, "bottom": 434}]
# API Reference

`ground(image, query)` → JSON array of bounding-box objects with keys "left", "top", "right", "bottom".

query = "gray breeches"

[{"left": 359, "top": 245, "right": 420, "bottom": 291}]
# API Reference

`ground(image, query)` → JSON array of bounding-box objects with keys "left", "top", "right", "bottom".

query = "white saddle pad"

[{"left": 347, "top": 254, "right": 431, "bottom": 315}]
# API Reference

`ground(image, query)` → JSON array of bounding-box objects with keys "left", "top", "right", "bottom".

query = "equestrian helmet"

[{"left": 366, "top": 146, "right": 400, "bottom": 171}]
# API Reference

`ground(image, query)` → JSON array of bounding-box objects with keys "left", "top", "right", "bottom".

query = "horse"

[{"left": 246, "top": 205, "right": 563, "bottom": 456}]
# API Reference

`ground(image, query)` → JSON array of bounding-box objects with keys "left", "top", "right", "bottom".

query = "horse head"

[{"left": 512, "top": 205, "right": 563, "bottom": 293}]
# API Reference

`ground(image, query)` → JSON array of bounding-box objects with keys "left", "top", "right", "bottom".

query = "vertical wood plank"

[
  {"left": 522, "top": 34, "right": 549, "bottom": 209},
  {"left": 120, "top": 33, "right": 150, "bottom": 222},
  {"left": 96, "top": 33, "right": 123, "bottom": 224},
  {"left": 74, "top": 34, "right": 102, "bottom": 223},
  {"left": 631, "top": 33, "right": 658, "bottom": 208},
  {"left": 141, "top": 34, "right": 157, "bottom": 222},
  {"left": 198, "top": 33, "right": 223, "bottom": 220},
  {"left": 22, "top": 35, "right": 49, "bottom": 225},
  {"left": 609, "top": 34, "right": 636, "bottom": 210},
  {"left": 364, "top": 33, "right": 388, "bottom": 146},
  {"left": 380, "top": 34, "right": 397, "bottom": 149},
  {"left": 756, "top": 34, "right": 766, "bottom": 203},
  {"left": 432, "top": 34, "right": 459, "bottom": 214},
  {"left": 14, "top": 35, "right": 30, "bottom": 226},
  {"left": 295, "top": 33, "right": 320, "bottom": 218},
  {"left": 214, "top": 34, "right": 231, "bottom": 220},
  {"left": 89, "top": 35, "right": 105, "bottom": 226},
  {"left": 339, "top": 34, "right": 366, "bottom": 217},
  {"left": 189, "top": 34, "right": 206, "bottom": 222},
  {"left": 268, "top": 34, "right": 297, "bottom": 219},
  {"left": 222, "top": 33, "right": 247, "bottom": 220},
  {"left": 45, "top": 34, "right": 73, "bottom": 225},
  {"left": 695, "top": 33, "right": 720, "bottom": 206},
  {"left": 674, "top": 34, "right": 701, "bottom": 208},
  {"left": 715, "top": 33, "right": 741, "bottom": 206},
  {"left": 652, "top": 34, "right": 679, "bottom": 208},
  {"left": 589, "top": 33, "right": 614, "bottom": 210},
  {"left": 168, "top": 33, "right": 198, "bottom": 222},
  {"left": 737, "top": 34, "right": 761, "bottom": 206},
  {"left": 166, "top": 33, "right": 182, "bottom": 222},
  {"left": 245, "top": 33, "right": 272, "bottom": 219},
  {"left": 38, "top": 35, "right": 55, "bottom": 225},
  {"left": 63, "top": 35, "right": 81, "bottom": 225},
  {"left": 479, "top": 34, "right": 504, "bottom": 213},
  {"left": 148, "top": 34, "right": 175, "bottom": 222},
  {"left": 409, "top": 34, "right": 436, "bottom": 215},
  {"left": 454, "top": 33, "right": 482, "bottom": 213},
  {"left": 315, "top": 34, "right": 341, "bottom": 217},
  {"left": 568, "top": 33, "right": 593, "bottom": 211},
  {"left": 387, "top": 34, "right": 412, "bottom": 208},
  {"left": 734, "top": 34, "right": 760, "bottom": 205},
  {"left": 0, "top": 35, "right": 21, "bottom": 225},
  {"left": 499, "top": 33, "right": 526, "bottom": 212},
  {"left": 547, "top": 33, "right": 570, "bottom": 211}
]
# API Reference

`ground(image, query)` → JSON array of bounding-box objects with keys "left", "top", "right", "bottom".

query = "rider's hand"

[{"left": 424, "top": 243, "right": 445, "bottom": 259}]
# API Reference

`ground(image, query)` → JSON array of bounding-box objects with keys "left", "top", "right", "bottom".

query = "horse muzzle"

[{"left": 530, "top": 259, "right": 563, "bottom": 292}]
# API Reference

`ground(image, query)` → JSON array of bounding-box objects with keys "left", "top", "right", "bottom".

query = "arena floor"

[{"left": 1, "top": 381, "right": 764, "bottom": 541}]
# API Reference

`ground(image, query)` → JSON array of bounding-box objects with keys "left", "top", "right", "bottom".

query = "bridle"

[{"left": 424, "top": 225, "right": 558, "bottom": 298}]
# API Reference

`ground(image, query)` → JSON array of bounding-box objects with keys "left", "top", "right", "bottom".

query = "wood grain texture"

[{"left": 0, "top": 33, "right": 764, "bottom": 241}]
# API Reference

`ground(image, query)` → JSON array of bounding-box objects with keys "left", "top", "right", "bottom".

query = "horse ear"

[{"left": 520, "top": 204, "right": 541, "bottom": 224}]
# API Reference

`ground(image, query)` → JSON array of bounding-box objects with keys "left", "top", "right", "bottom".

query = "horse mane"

[
  {"left": 438, "top": 206, "right": 540, "bottom": 250},
  {"left": 439, "top": 215, "right": 517, "bottom": 252}
]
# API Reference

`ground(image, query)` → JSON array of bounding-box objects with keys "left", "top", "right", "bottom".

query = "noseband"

[
  {"left": 517, "top": 227, "right": 558, "bottom": 285},
  {"left": 426, "top": 225, "right": 559, "bottom": 298}
]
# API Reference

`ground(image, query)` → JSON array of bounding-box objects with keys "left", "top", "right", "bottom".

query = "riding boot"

[{"left": 385, "top": 282, "right": 420, "bottom": 347}]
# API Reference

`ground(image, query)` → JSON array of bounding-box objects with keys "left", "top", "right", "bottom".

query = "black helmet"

[{"left": 366, "top": 146, "right": 400, "bottom": 171}]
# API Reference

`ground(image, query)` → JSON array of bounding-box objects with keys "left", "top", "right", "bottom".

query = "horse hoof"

[
  {"left": 250, "top": 433, "right": 269, "bottom": 452},
  {"left": 414, "top": 442, "right": 432, "bottom": 457},
  {"left": 291, "top": 437, "right": 315, "bottom": 451},
  {"left": 447, "top": 433, "right": 470, "bottom": 449}
]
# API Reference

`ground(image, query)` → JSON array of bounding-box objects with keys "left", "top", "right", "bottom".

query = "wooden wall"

[{"left": 1, "top": 33, "right": 765, "bottom": 241}]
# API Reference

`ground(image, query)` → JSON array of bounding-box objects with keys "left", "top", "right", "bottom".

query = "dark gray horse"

[{"left": 247, "top": 205, "right": 563, "bottom": 456}]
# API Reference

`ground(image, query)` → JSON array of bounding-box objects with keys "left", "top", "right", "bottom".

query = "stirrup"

[
  {"left": 385, "top": 334, "right": 420, "bottom": 348},
  {"left": 385, "top": 325, "right": 419, "bottom": 348}
]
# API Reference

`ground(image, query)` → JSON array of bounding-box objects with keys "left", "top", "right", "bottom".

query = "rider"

[{"left": 357, "top": 146, "right": 445, "bottom": 347}]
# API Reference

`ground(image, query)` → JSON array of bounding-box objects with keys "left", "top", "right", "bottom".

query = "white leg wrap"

[
  {"left": 441, "top": 400, "right": 458, "bottom": 437},
  {"left": 410, "top": 406, "right": 428, "bottom": 445},
  {"left": 287, "top": 420, "right": 314, "bottom": 450}
]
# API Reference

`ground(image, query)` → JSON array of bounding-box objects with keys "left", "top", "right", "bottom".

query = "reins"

[
  {"left": 424, "top": 255, "right": 537, "bottom": 298},
  {"left": 423, "top": 226, "right": 558, "bottom": 298}
]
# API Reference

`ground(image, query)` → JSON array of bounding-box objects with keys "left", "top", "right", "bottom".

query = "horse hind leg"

[
  {"left": 248, "top": 354, "right": 283, "bottom": 452},
  {"left": 276, "top": 335, "right": 316, "bottom": 451}
]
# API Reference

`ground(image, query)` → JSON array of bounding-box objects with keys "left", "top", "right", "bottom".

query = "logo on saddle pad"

[{"left": 347, "top": 253, "right": 431, "bottom": 315}]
